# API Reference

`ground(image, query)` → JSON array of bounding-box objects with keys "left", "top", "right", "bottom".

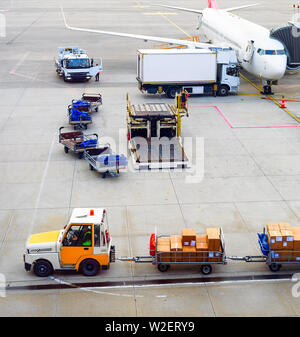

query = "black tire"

[
  {"left": 102, "top": 172, "right": 106, "bottom": 179},
  {"left": 63, "top": 74, "right": 67, "bottom": 82},
  {"left": 90, "top": 164, "right": 94, "bottom": 171},
  {"left": 64, "top": 146, "right": 69, "bottom": 154},
  {"left": 95, "top": 107, "right": 98, "bottom": 112},
  {"left": 33, "top": 260, "right": 53, "bottom": 277},
  {"left": 200, "top": 264, "right": 212, "bottom": 275},
  {"left": 78, "top": 152, "right": 83, "bottom": 159},
  {"left": 217, "top": 85, "right": 229, "bottom": 96},
  {"left": 166, "top": 86, "right": 180, "bottom": 99},
  {"left": 269, "top": 263, "right": 281, "bottom": 272},
  {"left": 80, "top": 259, "right": 100, "bottom": 276},
  {"left": 157, "top": 264, "right": 170, "bottom": 272}
]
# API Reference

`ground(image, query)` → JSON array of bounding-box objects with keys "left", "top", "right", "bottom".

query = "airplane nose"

[{"left": 262, "top": 57, "right": 287, "bottom": 80}]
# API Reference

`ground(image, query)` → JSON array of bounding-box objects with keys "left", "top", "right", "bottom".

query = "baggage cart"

[
  {"left": 68, "top": 105, "right": 92, "bottom": 130},
  {"left": 58, "top": 127, "right": 98, "bottom": 159},
  {"left": 118, "top": 229, "right": 227, "bottom": 275},
  {"left": 84, "top": 145, "right": 128, "bottom": 178}
]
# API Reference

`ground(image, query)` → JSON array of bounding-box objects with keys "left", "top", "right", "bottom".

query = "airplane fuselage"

[{"left": 200, "top": 9, "right": 287, "bottom": 81}]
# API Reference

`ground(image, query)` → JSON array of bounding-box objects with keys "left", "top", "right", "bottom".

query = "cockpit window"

[{"left": 257, "top": 49, "right": 286, "bottom": 55}]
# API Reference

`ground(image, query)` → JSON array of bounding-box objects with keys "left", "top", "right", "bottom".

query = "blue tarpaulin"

[
  {"left": 78, "top": 139, "right": 98, "bottom": 148},
  {"left": 72, "top": 100, "right": 91, "bottom": 108},
  {"left": 95, "top": 154, "right": 127, "bottom": 167},
  {"left": 70, "top": 108, "right": 91, "bottom": 121},
  {"left": 257, "top": 233, "right": 269, "bottom": 256}
]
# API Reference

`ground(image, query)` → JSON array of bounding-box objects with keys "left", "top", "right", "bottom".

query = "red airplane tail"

[{"left": 208, "top": 0, "right": 219, "bottom": 9}]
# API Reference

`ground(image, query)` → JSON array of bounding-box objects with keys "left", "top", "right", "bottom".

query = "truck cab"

[
  {"left": 55, "top": 46, "right": 103, "bottom": 82},
  {"left": 24, "top": 208, "right": 115, "bottom": 277}
]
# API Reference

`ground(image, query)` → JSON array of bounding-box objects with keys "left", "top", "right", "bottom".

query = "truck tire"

[
  {"left": 33, "top": 260, "right": 53, "bottom": 277},
  {"left": 217, "top": 85, "right": 229, "bottom": 96},
  {"left": 200, "top": 264, "right": 212, "bottom": 275},
  {"left": 157, "top": 264, "right": 169, "bottom": 272},
  {"left": 269, "top": 263, "right": 281, "bottom": 272},
  {"left": 166, "top": 86, "right": 180, "bottom": 99},
  {"left": 80, "top": 259, "right": 100, "bottom": 276}
]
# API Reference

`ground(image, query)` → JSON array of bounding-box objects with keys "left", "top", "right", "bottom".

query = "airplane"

[{"left": 61, "top": 0, "right": 289, "bottom": 95}]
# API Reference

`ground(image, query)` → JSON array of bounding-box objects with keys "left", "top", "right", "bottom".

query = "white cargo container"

[{"left": 136, "top": 48, "right": 240, "bottom": 98}]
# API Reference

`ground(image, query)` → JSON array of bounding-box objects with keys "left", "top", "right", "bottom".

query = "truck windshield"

[{"left": 66, "top": 59, "right": 90, "bottom": 69}]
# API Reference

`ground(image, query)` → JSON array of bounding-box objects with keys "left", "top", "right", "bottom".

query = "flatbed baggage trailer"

[
  {"left": 71, "top": 93, "right": 102, "bottom": 113},
  {"left": 58, "top": 127, "right": 98, "bottom": 159},
  {"left": 228, "top": 227, "right": 300, "bottom": 272},
  {"left": 119, "top": 229, "right": 226, "bottom": 275},
  {"left": 68, "top": 105, "right": 92, "bottom": 130},
  {"left": 84, "top": 146, "right": 128, "bottom": 178}
]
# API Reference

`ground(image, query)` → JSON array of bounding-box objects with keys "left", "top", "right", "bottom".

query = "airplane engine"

[{"left": 270, "top": 24, "right": 300, "bottom": 70}]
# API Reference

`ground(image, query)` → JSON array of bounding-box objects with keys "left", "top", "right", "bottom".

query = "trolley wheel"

[
  {"left": 89, "top": 164, "right": 94, "bottom": 171},
  {"left": 78, "top": 152, "right": 84, "bottom": 159},
  {"left": 200, "top": 264, "right": 212, "bottom": 275},
  {"left": 64, "top": 146, "right": 69, "bottom": 154},
  {"left": 157, "top": 264, "right": 170, "bottom": 272},
  {"left": 269, "top": 263, "right": 282, "bottom": 272}
]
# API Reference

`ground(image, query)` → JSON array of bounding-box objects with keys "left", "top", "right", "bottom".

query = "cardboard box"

[
  {"left": 182, "top": 246, "right": 197, "bottom": 262},
  {"left": 293, "top": 235, "right": 300, "bottom": 251},
  {"left": 278, "top": 222, "right": 291, "bottom": 231},
  {"left": 280, "top": 229, "right": 294, "bottom": 250},
  {"left": 182, "top": 228, "right": 196, "bottom": 247},
  {"left": 196, "top": 242, "right": 208, "bottom": 262},
  {"left": 291, "top": 227, "right": 300, "bottom": 235},
  {"left": 274, "top": 251, "right": 290, "bottom": 262},
  {"left": 170, "top": 235, "right": 183, "bottom": 251},
  {"left": 196, "top": 235, "right": 208, "bottom": 244},
  {"left": 206, "top": 228, "right": 221, "bottom": 251},
  {"left": 267, "top": 223, "right": 280, "bottom": 232},
  {"left": 157, "top": 237, "right": 171, "bottom": 262},
  {"left": 170, "top": 235, "right": 183, "bottom": 262},
  {"left": 207, "top": 248, "right": 223, "bottom": 263},
  {"left": 268, "top": 230, "right": 283, "bottom": 250}
]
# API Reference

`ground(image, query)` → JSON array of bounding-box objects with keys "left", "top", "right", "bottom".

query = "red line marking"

[{"left": 192, "top": 105, "right": 300, "bottom": 129}]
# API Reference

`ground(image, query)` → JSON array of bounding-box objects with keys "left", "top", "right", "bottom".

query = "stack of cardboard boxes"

[
  {"left": 156, "top": 227, "right": 223, "bottom": 263},
  {"left": 267, "top": 223, "right": 300, "bottom": 261}
]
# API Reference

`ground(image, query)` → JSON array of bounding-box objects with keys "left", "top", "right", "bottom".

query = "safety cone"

[{"left": 281, "top": 96, "right": 286, "bottom": 109}]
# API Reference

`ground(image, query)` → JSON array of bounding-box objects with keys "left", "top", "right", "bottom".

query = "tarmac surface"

[{"left": 1, "top": 0, "right": 300, "bottom": 316}]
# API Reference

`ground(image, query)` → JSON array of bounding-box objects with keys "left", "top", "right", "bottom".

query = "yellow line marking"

[
  {"left": 159, "top": 13, "right": 192, "bottom": 38},
  {"left": 132, "top": 0, "right": 149, "bottom": 8},
  {"left": 240, "top": 73, "right": 300, "bottom": 123},
  {"left": 133, "top": 0, "right": 192, "bottom": 38}
]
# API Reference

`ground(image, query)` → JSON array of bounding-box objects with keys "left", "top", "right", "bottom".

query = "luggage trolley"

[
  {"left": 228, "top": 227, "right": 300, "bottom": 272},
  {"left": 84, "top": 145, "right": 128, "bottom": 178},
  {"left": 58, "top": 127, "right": 98, "bottom": 159},
  {"left": 118, "top": 229, "right": 227, "bottom": 275},
  {"left": 68, "top": 105, "right": 92, "bottom": 130}
]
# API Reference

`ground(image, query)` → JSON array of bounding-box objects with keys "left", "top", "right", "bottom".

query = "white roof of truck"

[
  {"left": 137, "top": 48, "right": 214, "bottom": 55},
  {"left": 69, "top": 208, "right": 105, "bottom": 224}
]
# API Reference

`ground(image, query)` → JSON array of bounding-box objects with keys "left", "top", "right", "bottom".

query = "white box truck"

[{"left": 136, "top": 48, "right": 240, "bottom": 98}]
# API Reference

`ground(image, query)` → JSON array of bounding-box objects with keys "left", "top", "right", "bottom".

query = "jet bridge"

[{"left": 270, "top": 24, "right": 300, "bottom": 70}]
